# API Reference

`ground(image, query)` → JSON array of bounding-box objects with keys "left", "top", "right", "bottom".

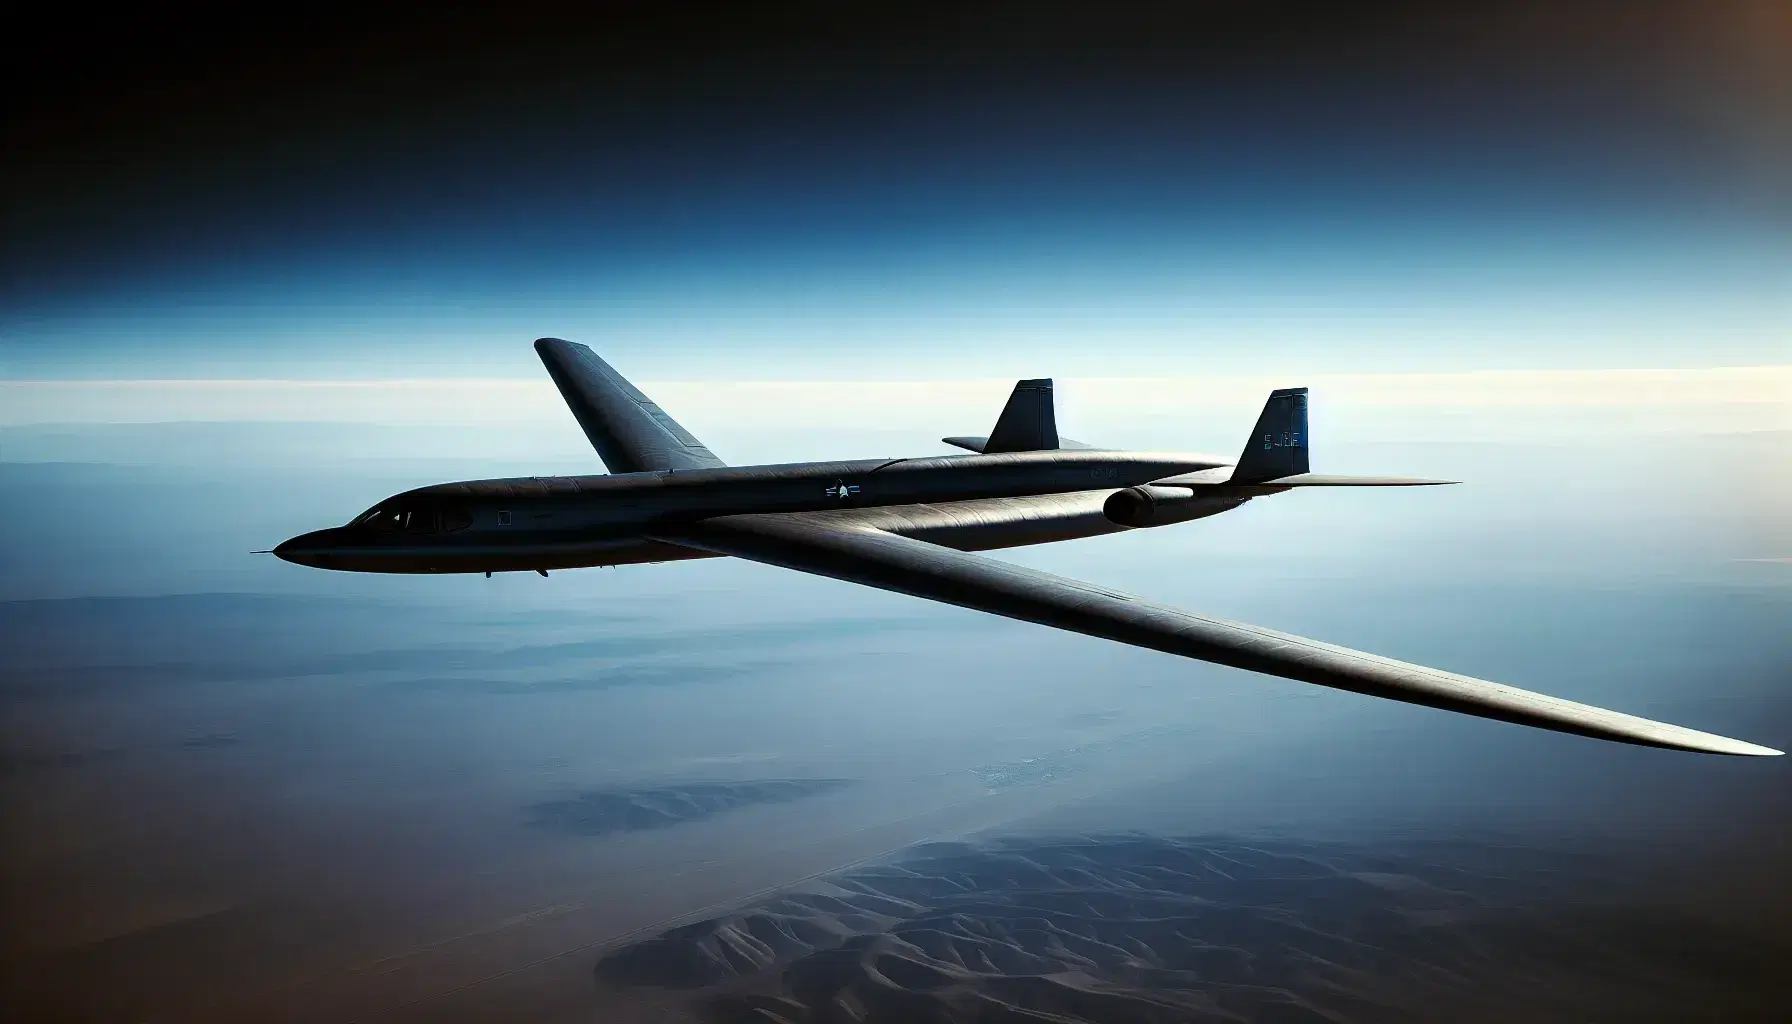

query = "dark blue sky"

[{"left": 6, "top": 2, "right": 1788, "bottom": 378}]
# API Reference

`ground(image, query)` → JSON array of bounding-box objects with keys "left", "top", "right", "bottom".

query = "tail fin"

[
  {"left": 1233, "top": 388, "right": 1309, "bottom": 483},
  {"left": 982, "top": 379, "right": 1060, "bottom": 454}
]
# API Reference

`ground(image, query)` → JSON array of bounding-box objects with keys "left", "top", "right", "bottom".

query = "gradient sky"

[
  {"left": 6, "top": 2, "right": 1788, "bottom": 383},
  {"left": 4, "top": 10, "right": 1790, "bottom": 1019}
]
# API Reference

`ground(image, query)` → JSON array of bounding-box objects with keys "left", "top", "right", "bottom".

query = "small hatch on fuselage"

[{"left": 497, "top": 510, "right": 512, "bottom": 526}]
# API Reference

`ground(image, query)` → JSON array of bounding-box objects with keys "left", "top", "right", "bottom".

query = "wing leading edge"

[
  {"left": 535, "top": 339, "right": 725, "bottom": 474},
  {"left": 651, "top": 515, "right": 1779, "bottom": 756}
]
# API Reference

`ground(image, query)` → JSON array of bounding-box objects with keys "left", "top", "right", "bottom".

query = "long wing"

[
  {"left": 535, "top": 338, "right": 726, "bottom": 473},
  {"left": 651, "top": 514, "right": 1779, "bottom": 756}
]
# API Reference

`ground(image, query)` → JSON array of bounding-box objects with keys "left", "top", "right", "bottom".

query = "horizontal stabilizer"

[
  {"left": 941, "top": 436, "right": 990, "bottom": 453},
  {"left": 943, "top": 435, "right": 1096, "bottom": 454},
  {"left": 1150, "top": 470, "right": 1457, "bottom": 489},
  {"left": 1256, "top": 473, "right": 1457, "bottom": 487}
]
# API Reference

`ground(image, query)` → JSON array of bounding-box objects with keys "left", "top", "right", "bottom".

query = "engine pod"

[{"left": 1103, "top": 484, "right": 1248, "bottom": 527}]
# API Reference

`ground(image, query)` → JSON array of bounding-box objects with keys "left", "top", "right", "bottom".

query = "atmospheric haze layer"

[{"left": 5, "top": 4, "right": 1790, "bottom": 1023}]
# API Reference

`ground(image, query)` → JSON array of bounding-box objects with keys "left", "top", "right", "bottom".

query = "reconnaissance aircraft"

[{"left": 276, "top": 339, "right": 1779, "bottom": 757}]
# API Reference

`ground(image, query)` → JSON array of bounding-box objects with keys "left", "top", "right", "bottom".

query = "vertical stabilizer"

[
  {"left": 1233, "top": 388, "right": 1309, "bottom": 482},
  {"left": 983, "top": 379, "right": 1060, "bottom": 454}
]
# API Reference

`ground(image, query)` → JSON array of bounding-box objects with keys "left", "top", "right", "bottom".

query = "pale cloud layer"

[{"left": 4, "top": 367, "right": 1787, "bottom": 440}]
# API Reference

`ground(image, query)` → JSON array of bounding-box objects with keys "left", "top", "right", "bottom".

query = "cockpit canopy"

[{"left": 349, "top": 502, "right": 474, "bottom": 535}]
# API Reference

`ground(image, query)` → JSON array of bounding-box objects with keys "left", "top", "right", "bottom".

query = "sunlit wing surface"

[
  {"left": 652, "top": 513, "right": 1780, "bottom": 756},
  {"left": 535, "top": 338, "right": 726, "bottom": 473}
]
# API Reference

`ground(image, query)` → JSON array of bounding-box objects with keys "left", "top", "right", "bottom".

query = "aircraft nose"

[{"left": 273, "top": 529, "right": 337, "bottom": 567}]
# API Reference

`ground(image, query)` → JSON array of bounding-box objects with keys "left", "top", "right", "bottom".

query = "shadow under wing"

[{"left": 651, "top": 513, "right": 1779, "bottom": 756}]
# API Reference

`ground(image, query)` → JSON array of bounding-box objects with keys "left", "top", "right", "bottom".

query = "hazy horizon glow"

[
  {"left": 5, "top": 7, "right": 1788, "bottom": 1020},
  {"left": 4, "top": 367, "right": 1785, "bottom": 444}
]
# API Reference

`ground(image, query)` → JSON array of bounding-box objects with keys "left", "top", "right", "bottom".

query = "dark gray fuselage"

[{"left": 274, "top": 449, "right": 1239, "bottom": 573}]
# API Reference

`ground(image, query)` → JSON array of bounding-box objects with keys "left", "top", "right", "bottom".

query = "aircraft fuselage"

[{"left": 275, "top": 449, "right": 1234, "bottom": 574}]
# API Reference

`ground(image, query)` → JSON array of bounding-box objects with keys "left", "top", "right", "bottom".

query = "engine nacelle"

[{"left": 1103, "top": 485, "right": 1247, "bottom": 528}]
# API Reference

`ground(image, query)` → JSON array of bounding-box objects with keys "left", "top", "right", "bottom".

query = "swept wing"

[
  {"left": 652, "top": 513, "right": 1778, "bottom": 756},
  {"left": 535, "top": 338, "right": 725, "bottom": 473}
]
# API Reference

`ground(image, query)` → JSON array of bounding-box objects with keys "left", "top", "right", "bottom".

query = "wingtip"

[
  {"left": 1586, "top": 710, "right": 1783, "bottom": 755},
  {"left": 1663, "top": 732, "right": 1782, "bottom": 757},
  {"left": 1719, "top": 740, "right": 1783, "bottom": 757}
]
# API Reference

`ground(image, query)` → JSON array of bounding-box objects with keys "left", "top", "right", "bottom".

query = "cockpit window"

[
  {"left": 349, "top": 504, "right": 451, "bottom": 534},
  {"left": 350, "top": 506, "right": 401, "bottom": 531},
  {"left": 401, "top": 508, "right": 438, "bottom": 535}
]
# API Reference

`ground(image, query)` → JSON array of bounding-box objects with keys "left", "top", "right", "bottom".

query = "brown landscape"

[{"left": 3, "top": 430, "right": 1787, "bottom": 1024}]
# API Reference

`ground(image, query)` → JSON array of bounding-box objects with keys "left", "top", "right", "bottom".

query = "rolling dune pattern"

[{"left": 597, "top": 835, "right": 1784, "bottom": 1023}]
